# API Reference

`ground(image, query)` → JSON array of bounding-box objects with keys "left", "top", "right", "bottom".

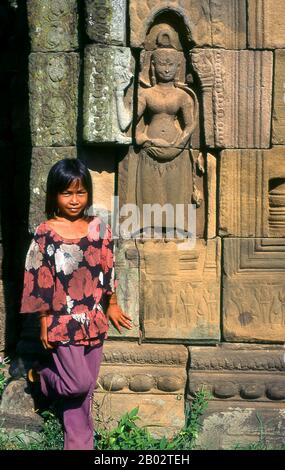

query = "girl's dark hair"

[{"left": 45, "top": 158, "right": 93, "bottom": 219}]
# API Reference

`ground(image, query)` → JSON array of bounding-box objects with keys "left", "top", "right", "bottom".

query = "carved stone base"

[
  {"left": 93, "top": 341, "right": 188, "bottom": 437},
  {"left": 188, "top": 343, "right": 285, "bottom": 448}
]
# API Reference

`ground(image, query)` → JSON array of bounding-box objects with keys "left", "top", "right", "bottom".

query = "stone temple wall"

[{"left": 1, "top": 0, "right": 285, "bottom": 449}]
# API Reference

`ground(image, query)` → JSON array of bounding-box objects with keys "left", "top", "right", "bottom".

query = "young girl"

[{"left": 20, "top": 158, "right": 132, "bottom": 450}]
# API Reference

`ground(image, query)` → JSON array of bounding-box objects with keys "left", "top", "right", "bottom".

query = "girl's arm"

[{"left": 39, "top": 311, "right": 54, "bottom": 350}]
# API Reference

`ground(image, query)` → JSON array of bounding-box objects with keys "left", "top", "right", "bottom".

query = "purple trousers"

[{"left": 39, "top": 342, "right": 104, "bottom": 450}]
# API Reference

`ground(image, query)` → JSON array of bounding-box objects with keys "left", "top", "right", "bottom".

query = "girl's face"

[{"left": 57, "top": 179, "right": 88, "bottom": 219}]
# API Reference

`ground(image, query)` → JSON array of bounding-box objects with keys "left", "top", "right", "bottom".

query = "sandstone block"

[
  {"left": 248, "top": 0, "right": 285, "bottom": 49},
  {"left": 223, "top": 238, "right": 285, "bottom": 342},
  {"left": 130, "top": 0, "right": 246, "bottom": 49},
  {"left": 27, "top": 0, "right": 78, "bottom": 51},
  {"left": 107, "top": 241, "right": 140, "bottom": 339},
  {"left": 83, "top": 45, "right": 134, "bottom": 144},
  {"left": 219, "top": 148, "right": 285, "bottom": 238},
  {"left": 94, "top": 342, "right": 188, "bottom": 437},
  {"left": 272, "top": 50, "right": 285, "bottom": 145},
  {"left": 29, "top": 53, "right": 79, "bottom": 147},
  {"left": 139, "top": 238, "right": 221, "bottom": 341},
  {"left": 85, "top": 0, "right": 127, "bottom": 45},
  {"left": 191, "top": 49, "right": 273, "bottom": 148}
]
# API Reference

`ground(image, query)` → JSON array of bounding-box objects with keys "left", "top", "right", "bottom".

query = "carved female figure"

[{"left": 116, "top": 30, "right": 199, "bottom": 234}]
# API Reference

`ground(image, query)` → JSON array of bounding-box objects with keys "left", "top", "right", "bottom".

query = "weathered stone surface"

[
  {"left": 98, "top": 342, "right": 187, "bottom": 392},
  {"left": 219, "top": 148, "right": 285, "bottom": 238},
  {"left": 138, "top": 238, "right": 221, "bottom": 341},
  {"left": 29, "top": 53, "right": 79, "bottom": 147},
  {"left": 93, "top": 393, "right": 185, "bottom": 438},
  {"left": 130, "top": 0, "right": 246, "bottom": 49},
  {"left": 93, "top": 342, "right": 188, "bottom": 437},
  {"left": 223, "top": 238, "right": 285, "bottom": 342},
  {"left": 191, "top": 49, "right": 273, "bottom": 148},
  {"left": 189, "top": 344, "right": 285, "bottom": 401},
  {"left": 107, "top": 241, "right": 140, "bottom": 339},
  {"left": 194, "top": 402, "right": 285, "bottom": 450},
  {"left": 118, "top": 149, "right": 210, "bottom": 238},
  {"left": 83, "top": 45, "right": 134, "bottom": 144},
  {"left": 29, "top": 148, "right": 77, "bottom": 232},
  {"left": 85, "top": 0, "right": 126, "bottom": 45},
  {"left": 272, "top": 50, "right": 285, "bottom": 145},
  {"left": 248, "top": 0, "right": 285, "bottom": 49},
  {"left": 27, "top": 0, "right": 78, "bottom": 52},
  {"left": 0, "top": 379, "right": 38, "bottom": 417}
]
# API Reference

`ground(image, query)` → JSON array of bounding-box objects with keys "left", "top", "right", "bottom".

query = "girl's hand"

[
  {"left": 107, "top": 303, "right": 132, "bottom": 334},
  {"left": 39, "top": 315, "right": 54, "bottom": 350}
]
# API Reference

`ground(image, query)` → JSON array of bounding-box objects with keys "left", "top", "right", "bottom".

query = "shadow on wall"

[{"left": 0, "top": 0, "right": 32, "bottom": 354}]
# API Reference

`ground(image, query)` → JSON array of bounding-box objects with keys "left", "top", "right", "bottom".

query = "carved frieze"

[
  {"left": 191, "top": 49, "right": 273, "bottom": 148},
  {"left": 188, "top": 344, "right": 285, "bottom": 402},
  {"left": 85, "top": 0, "right": 126, "bottom": 45},
  {"left": 29, "top": 148, "right": 77, "bottom": 231},
  {"left": 83, "top": 45, "right": 134, "bottom": 144},
  {"left": 129, "top": 0, "right": 246, "bottom": 49},
  {"left": 29, "top": 53, "right": 79, "bottom": 147},
  {"left": 272, "top": 50, "right": 285, "bottom": 145},
  {"left": 219, "top": 148, "right": 285, "bottom": 238},
  {"left": 139, "top": 238, "right": 221, "bottom": 341},
  {"left": 27, "top": 0, "right": 78, "bottom": 52},
  {"left": 248, "top": 0, "right": 285, "bottom": 49},
  {"left": 223, "top": 238, "right": 285, "bottom": 342}
]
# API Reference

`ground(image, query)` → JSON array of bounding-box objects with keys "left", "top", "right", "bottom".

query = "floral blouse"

[{"left": 20, "top": 216, "right": 117, "bottom": 346}]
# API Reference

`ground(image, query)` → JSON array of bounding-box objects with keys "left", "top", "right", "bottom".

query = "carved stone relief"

[
  {"left": 248, "top": 0, "right": 285, "bottom": 49},
  {"left": 27, "top": 0, "right": 78, "bottom": 51},
  {"left": 93, "top": 342, "right": 188, "bottom": 436},
  {"left": 138, "top": 239, "right": 221, "bottom": 341},
  {"left": 83, "top": 45, "right": 134, "bottom": 143},
  {"left": 189, "top": 344, "right": 285, "bottom": 401},
  {"left": 29, "top": 53, "right": 79, "bottom": 147},
  {"left": 129, "top": 0, "right": 246, "bottom": 49},
  {"left": 223, "top": 238, "right": 285, "bottom": 342},
  {"left": 219, "top": 148, "right": 285, "bottom": 238},
  {"left": 85, "top": 0, "right": 127, "bottom": 45},
  {"left": 116, "top": 25, "right": 205, "bottom": 234},
  {"left": 191, "top": 49, "right": 273, "bottom": 148}
]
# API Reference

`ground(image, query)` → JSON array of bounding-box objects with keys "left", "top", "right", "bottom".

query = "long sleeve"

[{"left": 20, "top": 231, "right": 55, "bottom": 314}]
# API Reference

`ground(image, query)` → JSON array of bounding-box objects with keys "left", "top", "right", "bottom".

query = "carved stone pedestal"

[
  {"left": 188, "top": 343, "right": 285, "bottom": 449},
  {"left": 93, "top": 341, "right": 188, "bottom": 437}
]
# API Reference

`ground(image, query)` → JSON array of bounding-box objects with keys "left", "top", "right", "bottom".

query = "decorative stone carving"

[
  {"left": 189, "top": 345, "right": 285, "bottom": 400},
  {"left": 129, "top": 0, "right": 246, "bottom": 49},
  {"left": 27, "top": 0, "right": 78, "bottom": 52},
  {"left": 139, "top": 238, "right": 221, "bottom": 341},
  {"left": 85, "top": 0, "right": 126, "bottom": 45},
  {"left": 107, "top": 241, "right": 140, "bottom": 339},
  {"left": 223, "top": 238, "right": 285, "bottom": 342},
  {"left": 29, "top": 148, "right": 77, "bottom": 232},
  {"left": 116, "top": 26, "right": 203, "bottom": 233},
  {"left": 83, "top": 45, "right": 134, "bottom": 144},
  {"left": 93, "top": 342, "right": 188, "bottom": 436},
  {"left": 219, "top": 148, "right": 285, "bottom": 238},
  {"left": 191, "top": 49, "right": 273, "bottom": 148},
  {"left": 272, "top": 50, "right": 285, "bottom": 145},
  {"left": 29, "top": 53, "right": 79, "bottom": 147},
  {"left": 248, "top": 0, "right": 285, "bottom": 49}
]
